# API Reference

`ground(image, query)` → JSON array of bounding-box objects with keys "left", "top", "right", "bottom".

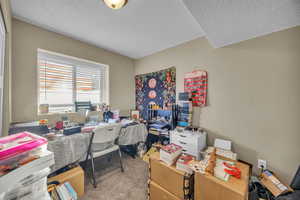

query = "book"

[
  {"left": 64, "top": 182, "right": 77, "bottom": 200},
  {"left": 176, "top": 154, "right": 195, "bottom": 174},
  {"left": 61, "top": 184, "right": 73, "bottom": 200},
  {"left": 160, "top": 144, "right": 182, "bottom": 166},
  {"left": 51, "top": 189, "right": 61, "bottom": 200},
  {"left": 57, "top": 184, "right": 72, "bottom": 200},
  {"left": 56, "top": 186, "right": 65, "bottom": 200}
]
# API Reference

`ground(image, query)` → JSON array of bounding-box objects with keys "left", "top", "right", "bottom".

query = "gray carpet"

[{"left": 81, "top": 153, "right": 148, "bottom": 200}]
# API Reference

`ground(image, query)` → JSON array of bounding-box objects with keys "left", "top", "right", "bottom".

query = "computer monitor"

[{"left": 291, "top": 166, "right": 300, "bottom": 190}]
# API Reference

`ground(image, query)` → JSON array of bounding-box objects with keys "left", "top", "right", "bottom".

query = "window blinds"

[
  {"left": 39, "top": 60, "right": 74, "bottom": 105},
  {"left": 76, "top": 65, "right": 104, "bottom": 103},
  {"left": 38, "top": 49, "right": 108, "bottom": 113}
]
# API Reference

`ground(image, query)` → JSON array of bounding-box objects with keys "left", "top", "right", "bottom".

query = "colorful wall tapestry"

[
  {"left": 135, "top": 67, "right": 176, "bottom": 119},
  {"left": 184, "top": 70, "right": 208, "bottom": 107}
]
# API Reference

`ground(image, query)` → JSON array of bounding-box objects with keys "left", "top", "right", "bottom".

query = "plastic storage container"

[{"left": 0, "top": 132, "right": 47, "bottom": 167}]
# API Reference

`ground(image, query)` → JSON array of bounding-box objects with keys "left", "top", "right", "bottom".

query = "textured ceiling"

[
  {"left": 11, "top": 0, "right": 204, "bottom": 59},
  {"left": 182, "top": 0, "right": 300, "bottom": 48},
  {"left": 11, "top": 0, "right": 300, "bottom": 58}
]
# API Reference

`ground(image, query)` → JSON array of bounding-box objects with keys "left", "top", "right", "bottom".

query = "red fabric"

[{"left": 184, "top": 70, "right": 208, "bottom": 107}]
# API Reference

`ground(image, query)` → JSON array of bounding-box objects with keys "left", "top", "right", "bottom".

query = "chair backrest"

[{"left": 92, "top": 124, "right": 122, "bottom": 144}]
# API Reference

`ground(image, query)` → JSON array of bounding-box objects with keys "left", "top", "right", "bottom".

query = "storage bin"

[{"left": 0, "top": 132, "right": 47, "bottom": 162}]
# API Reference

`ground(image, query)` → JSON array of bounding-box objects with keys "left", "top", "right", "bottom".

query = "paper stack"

[
  {"left": 0, "top": 132, "right": 55, "bottom": 200},
  {"left": 176, "top": 154, "right": 195, "bottom": 174},
  {"left": 160, "top": 143, "right": 182, "bottom": 166}
]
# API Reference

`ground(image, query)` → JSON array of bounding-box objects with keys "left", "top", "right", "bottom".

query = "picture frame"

[{"left": 131, "top": 110, "right": 140, "bottom": 120}]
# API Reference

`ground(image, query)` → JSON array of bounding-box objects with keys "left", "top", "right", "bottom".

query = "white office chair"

[{"left": 84, "top": 124, "right": 124, "bottom": 188}]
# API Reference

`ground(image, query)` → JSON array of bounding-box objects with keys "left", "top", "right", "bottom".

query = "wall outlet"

[{"left": 258, "top": 159, "right": 267, "bottom": 169}]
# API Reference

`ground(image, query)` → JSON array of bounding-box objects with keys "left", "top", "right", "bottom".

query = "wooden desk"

[{"left": 195, "top": 161, "right": 250, "bottom": 200}]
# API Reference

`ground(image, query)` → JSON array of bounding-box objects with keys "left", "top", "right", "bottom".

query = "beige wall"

[
  {"left": 0, "top": 0, "right": 12, "bottom": 136},
  {"left": 12, "top": 19, "right": 135, "bottom": 123},
  {"left": 134, "top": 26, "right": 300, "bottom": 183}
]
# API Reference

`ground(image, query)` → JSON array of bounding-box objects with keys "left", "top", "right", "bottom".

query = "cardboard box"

[
  {"left": 195, "top": 161, "right": 250, "bottom": 200},
  {"left": 48, "top": 166, "right": 84, "bottom": 197},
  {"left": 149, "top": 181, "right": 181, "bottom": 200},
  {"left": 149, "top": 152, "right": 193, "bottom": 199}
]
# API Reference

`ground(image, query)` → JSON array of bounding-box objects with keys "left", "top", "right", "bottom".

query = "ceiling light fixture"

[{"left": 103, "top": 0, "right": 128, "bottom": 10}]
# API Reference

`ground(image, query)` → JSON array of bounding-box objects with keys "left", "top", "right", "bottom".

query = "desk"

[{"left": 47, "top": 123, "right": 147, "bottom": 172}]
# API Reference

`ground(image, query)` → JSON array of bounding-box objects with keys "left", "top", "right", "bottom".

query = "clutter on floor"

[
  {"left": 146, "top": 133, "right": 299, "bottom": 200},
  {"left": 260, "top": 170, "right": 293, "bottom": 197},
  {"left": 47, "top": 181, "right": 78, "bottom": 200},
  {"left": 142, "top": 143, "right": 161, "bottom": 163},
  {"left": 149, "top": 140, "right": 250, "bottom": 200},
  {"left": 48, "top": 166, "right": 84, "bottom": 198},
  {"left": 3, "top": 105, "right": 298, "bottom": 200}
]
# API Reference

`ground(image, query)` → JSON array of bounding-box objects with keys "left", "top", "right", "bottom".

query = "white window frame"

[
  {"left": 0, "top": 10, "right": 6, "bottom": 135},
  {"left": 37, "top": 49, "right": 109, "bottom": 114}
]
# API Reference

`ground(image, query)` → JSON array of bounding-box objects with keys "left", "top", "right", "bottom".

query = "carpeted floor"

[{"left": 81, "top": 153, "right": 149, "bottom": 200}]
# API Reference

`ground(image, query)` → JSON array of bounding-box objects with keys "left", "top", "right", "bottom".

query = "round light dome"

[{"left": 103, "top": 0, "right": 128, "bottom": 10}]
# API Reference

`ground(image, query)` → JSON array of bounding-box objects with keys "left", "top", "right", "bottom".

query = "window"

[{"left": 38, "top": 49, "right": 109, "bottom": 113}]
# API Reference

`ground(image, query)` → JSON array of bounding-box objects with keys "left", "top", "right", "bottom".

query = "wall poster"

[{"left": 184, "top": 70, "right": 208, "bottom": 107}]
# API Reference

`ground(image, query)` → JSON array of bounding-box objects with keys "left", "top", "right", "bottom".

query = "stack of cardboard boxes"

[
  {"left": 148, "top": 145, "right": 250, "bottom": 200},
  {"left": 148, "top": 152, "right": 193, "bottom": 200}
]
